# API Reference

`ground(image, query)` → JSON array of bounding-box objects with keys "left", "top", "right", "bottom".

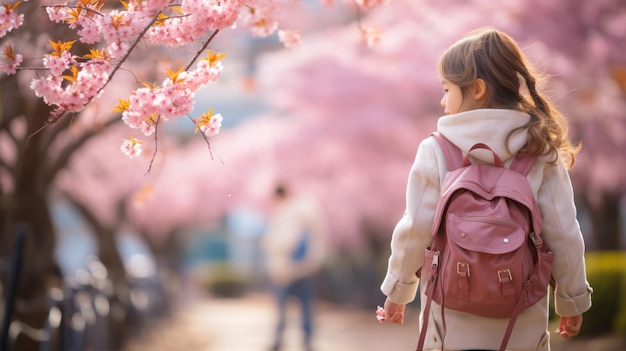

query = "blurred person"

[
  {"left": 378, "top": 27, "right": 592, "bottom": 351},
  {"left": 261, "top": 182, "right": 326, "bottom": 351}
]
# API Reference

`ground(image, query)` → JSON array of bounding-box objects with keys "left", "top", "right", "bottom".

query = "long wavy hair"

[{"left": 438, "top": 27, "right": 580, "bottom": 168}]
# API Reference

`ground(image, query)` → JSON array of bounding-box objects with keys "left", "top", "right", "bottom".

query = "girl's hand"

[
  {"left": 558, "top": 315, "right": 583, "bottom": 338},
  {"left": 383, "top": 298, "right": 406, "bottom": 324}
]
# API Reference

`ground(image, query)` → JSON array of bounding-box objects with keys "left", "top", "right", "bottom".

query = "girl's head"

[
  {"left": 438, "top": 27, "right": 535, "bottom": 113},
  {"left": 438, "top": 27, "right": 580, "bottom": 167}
]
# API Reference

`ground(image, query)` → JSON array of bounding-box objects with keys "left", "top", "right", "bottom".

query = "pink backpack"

[{"left": 416, "top": 132, "right": 554, "bottom": 351}]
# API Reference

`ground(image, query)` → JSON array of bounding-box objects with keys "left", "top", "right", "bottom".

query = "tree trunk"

[
  {"left": 140, "top": 229, "right": 182, "bottom": 309},
  {"left": 0, "top": 100, "right": 62, "bottom": 351},
  {"left": 64, "top": 195, "right": 130, "bottom": 351}
]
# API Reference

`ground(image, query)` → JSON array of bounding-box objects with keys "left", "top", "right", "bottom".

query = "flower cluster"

[
  {"left": 0, "top": 0, "right": 391, "bottom": 158},
  {"left": 362, "top": 27, "right": 382, "bottom": 49},
  {"left": 194, "top": 108, "right": 223, "bottom": 138},
  {"left": 120, "top": 134, "right": 143, "bottom": 158},
  {"left": 376, "top": 306, "right": 385, "bottom": 322},
  {"left": 356, "top": 0, "right": 391, "bottom": 10},
  {"left": 0, "top": 1, "right": 23, "bottom": 37},
  {"left": 113, "top": 51, "right": 225, "bottom": 154},
  {"left": 278, "top": 30, "right": 301, "bottom": 48},
  {"left": 0, "top": 45, "right": 22, "bottom": 75},
  {"left": 238, "top": 1, "right": 280, "bottom": 38},
  {"left": 114, "top": 50, "right": 226, "bottom": 143},
  {"left": 30, "top": 41, "right": 112, "bottom": 117},
  {"left": 148, "top": 0, "right": 241, "bottom": 46}
]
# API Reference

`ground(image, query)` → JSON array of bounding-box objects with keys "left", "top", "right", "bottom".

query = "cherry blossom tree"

[
  {"left": 507, "top": 0, "right": 626, "bottom": 250},
  {"left": 0, "top": 1, "right": 390, "bottom": 349},
  {"left": 60, "top": 0, "right": 626, "bottom": 294},
  {"left": 3, "top": 0, "right": 623, "bottom": 347},
  {"left": 249, "top": 0, "right": 626, "bottom": 252},
  {"left": 181, "top": 0, "right": 624, "bottom": 303},
  {"left": 56, "top": 1, "right": 525, "bottom": 308}
]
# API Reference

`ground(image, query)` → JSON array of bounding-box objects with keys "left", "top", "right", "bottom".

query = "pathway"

[{"left": 123, "top": 293, "right": 625, "bottom": 351}]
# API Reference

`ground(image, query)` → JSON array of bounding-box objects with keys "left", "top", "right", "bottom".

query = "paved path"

[
  {"left": 124, "top": 293, "right": 420, "bottom": 351},
  {"left": 124, "top": 293, "right": 625, "bottom": 351}
]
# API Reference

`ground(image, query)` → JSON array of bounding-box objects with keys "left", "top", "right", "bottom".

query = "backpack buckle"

[
  {"left": 456, "top": 262, "right": 470, "bottom": 277},
  {"left": 498, "top": 269, "right": 512, "bottom": 282}
]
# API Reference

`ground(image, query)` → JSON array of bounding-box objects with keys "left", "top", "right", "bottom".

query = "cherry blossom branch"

[
  {"left": 44, "top": 113, "right": 122, "bottom": 186},
  {"left": 36, "top": 10, "right": 164, "bottom": 131},
  {"left": 10, "top": 0, "right": 392, "bottom": 164},
  {"left": 145, "top": 117, "right": 160, "bottom": 176},
  {"left": 184, "top": 29, "right": 221, "bottom": 72},
  {"left": 79, "top": 13, "right": 161, "bottom": 110},
  {"left": 44, "top": 4, "right": 105, "bottom": 18},
  {"left": 186, "top": 114, "right": 223, "bottom": 165},
  {"left": 142, "top": 28, "right": 224, "bottom": 173}
]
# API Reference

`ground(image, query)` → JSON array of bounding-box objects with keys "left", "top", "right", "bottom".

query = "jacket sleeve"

[
  {"left": 380, "top": 137, "right": 442, "bottom": 304},
  {"left": 537, "top": 161, "right": 593, "bottom": 317}
]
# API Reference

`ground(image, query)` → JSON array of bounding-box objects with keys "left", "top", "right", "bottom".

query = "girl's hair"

[{"left": 438, "top": 27, "right": 580, "bottom": 168}]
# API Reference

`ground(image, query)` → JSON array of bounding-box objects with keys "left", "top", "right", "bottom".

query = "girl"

[{"left": 378, "top": 27, "right": 593, "bottom": 351}]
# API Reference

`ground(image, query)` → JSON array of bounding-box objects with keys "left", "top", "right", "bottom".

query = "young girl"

[{"left": 378, "top": 27, "right": 593, "bottom": 350}]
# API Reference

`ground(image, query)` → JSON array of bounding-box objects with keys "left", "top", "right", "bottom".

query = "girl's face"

[
  {"left": 440, "top": 79, "right": 468, "bottom": 115},
  {"left": 440, "top": 78, "right": 484, "bottom": 115}
]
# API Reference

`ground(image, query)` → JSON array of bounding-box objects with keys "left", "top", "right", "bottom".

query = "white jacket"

[{"left": 380, "top": 109, "right": 593, "bottom": 350}]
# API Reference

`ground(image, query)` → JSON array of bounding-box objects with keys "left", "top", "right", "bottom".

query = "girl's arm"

[
  {"left": 380, "top": 137, "right": 442, "bottom": 304},
  {"left": 536, "top": 161, "right": 592, "bottom": 317}
]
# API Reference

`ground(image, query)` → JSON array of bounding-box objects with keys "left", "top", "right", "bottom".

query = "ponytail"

[{"left": 511, "top": 65, "right": 580, "bottom": 169}]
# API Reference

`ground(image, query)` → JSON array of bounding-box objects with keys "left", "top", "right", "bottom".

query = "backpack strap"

[
  {"left": 498, "top": 274, "right": 539, "bottom": 351},
  {"left": 416, "top": 252, "right": 440, "bottom": 351},
  {"left": 432, "top": 132, "right": 463, "bottom": 170},
  {"left": 434, "top": 131, "right": 538, "bottom": 175},
  {"left": 509, "top": 153, "right": 537, "bottom": 176}
]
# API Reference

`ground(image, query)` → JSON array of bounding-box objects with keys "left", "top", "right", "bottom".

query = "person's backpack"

[{"left": 416, "top": 132, "right": 554, "bottom": 351}]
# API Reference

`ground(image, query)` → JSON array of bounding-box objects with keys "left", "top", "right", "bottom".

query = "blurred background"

[{"left": 0, "top": 0, "right": 625, "bottom": 350}]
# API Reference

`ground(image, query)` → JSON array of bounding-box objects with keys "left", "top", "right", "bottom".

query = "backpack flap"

[
  {"left": 446, "top": 211, "right": 526, "bottom": 255},
  {"left": 432, "top": 164, "right": 543, "bottom": 239}
]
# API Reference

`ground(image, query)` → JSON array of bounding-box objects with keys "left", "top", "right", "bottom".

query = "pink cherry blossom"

[
  {"left": 239, "top": 2, "right": 280, "bottom": 38},
  {"left": 42, "top": 55, "right": 70, "bottom": 76},
  {"left": 46, "top": 6, "right": 69, "bottom": 23},
  {"left": 200, "top": 113, "right": 223, "bottom": 137},
  {"left": 362, "top": 27, "right": 382, "bottom": 48},
  {"left": 122, "top": 110, "right": 145, "bottom": 130},
  {"left": 138, "top": 0, "right": 170, "bottom": 15},
  {"left": 278, "top": 30, "right": 301, "bottom": 48},
  {"left": 140, "top": 121, "right": 156, "bottom": 136},
  {"left": 4, "top": 0, "right": 395, "bottom": 159},
  {"left": 77, "top": 23, "right": 101, "bottom": 44},
  {"left": 249, "top": 18, "right": 279, "bottom": 38},
  {"left": 0, "top": 47, "right": 22, "bottom": 75},
  {"left": 147, "top": 0, "right": 241, "bottom": 47},
  {"left": 0, "top": 3, "right": 24, "bottom": 38},
  {"left": 355, "top": 0, "right": 390, "bottom": 10},
  {"left": 376, "top": 306, "right": 385, "bottom": 322},
  {"left": 120, "top": 135, "right": 143, "bottom": 158}
]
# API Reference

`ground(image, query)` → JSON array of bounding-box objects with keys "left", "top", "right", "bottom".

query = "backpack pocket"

[
  {"left": 433, "top": 211, "right": 537, "bottom": 317},
  {"left": 446, "top": 212, "right": 526, "bottom": 254}
]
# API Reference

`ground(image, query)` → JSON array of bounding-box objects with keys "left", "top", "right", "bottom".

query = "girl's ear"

[{"left": 472, "top": 78, "right": 487, "bottom": 101}]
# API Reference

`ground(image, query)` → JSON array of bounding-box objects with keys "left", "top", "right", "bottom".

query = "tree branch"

[
  {"left": 145, "top": 117, "right": 160, "bottom": 175},
  {"left": 33, "top": 10, "right": 165, "bottom": 133},
  {"left": 185, "top": 29, "right": 221, "bottom": 71},
  {"left": 43, "top": 115, "right": 122, "bottom": 187}
]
